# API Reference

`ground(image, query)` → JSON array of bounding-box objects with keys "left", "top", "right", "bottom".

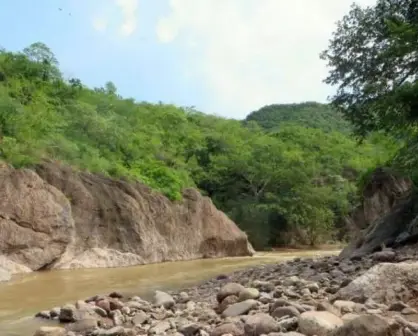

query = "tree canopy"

[
  {"left": 321, "top": 0, "right": 418, "bottom": 180},
  {"left": 0, "top": 42, "right": 399, "bottom": 249},
  {"left": 321, "top": 0, "right": 418, "bottom": 137},
  {"left": 245, "top": 102, "right": 352, "bottom": 134}
]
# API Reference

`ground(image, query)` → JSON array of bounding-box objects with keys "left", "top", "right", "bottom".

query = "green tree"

[{"left": 320, "top": 0, "right": 418, "bottom": 138}]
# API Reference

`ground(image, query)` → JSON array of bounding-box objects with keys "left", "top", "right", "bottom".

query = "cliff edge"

[
  {"left": 0, "top": 161, "right": 254, "bottom": 275},
  {"left": 340, "top": 167, "right": 415, "bottom": 258}
]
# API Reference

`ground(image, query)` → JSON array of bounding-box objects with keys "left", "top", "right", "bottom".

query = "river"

[{"left": 0, "top": 250, "right": 339, "bottom": 336}]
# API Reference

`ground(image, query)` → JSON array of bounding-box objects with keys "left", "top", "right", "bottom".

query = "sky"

[{"left": 0, "top": 0, "right": 377, "bottom": 119}]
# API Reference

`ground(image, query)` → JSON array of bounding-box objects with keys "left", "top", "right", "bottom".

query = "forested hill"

[
  {"left": 0, "top": 42, "right": 399, "bottom": 249},
  {"left": 245, "top": 102, "right": 352, "bottom": 134}
]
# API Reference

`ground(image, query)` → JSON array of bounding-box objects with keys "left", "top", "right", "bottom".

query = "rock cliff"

[
  {"left": 340, "top": 167, "right": 415, "bottom": 258},
  {"left": 0, "top": 161, "right": 254, "bottom": 274}
]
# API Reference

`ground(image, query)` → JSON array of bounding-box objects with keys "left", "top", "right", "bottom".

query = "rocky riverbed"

[{"left": 33, "top": 245, "right": 418, "bottom": 336}]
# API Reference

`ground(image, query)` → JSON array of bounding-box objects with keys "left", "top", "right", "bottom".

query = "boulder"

[
  {"left": 154, "top": 291, "right": 175, "bottom": 309},
  {"left": 335, "top": 262, "right": 418, "bottom": 304},
  {"left": 328, "top": 314, "right": 402, "bottom": 336},
  {"left": 210, "top": 323, "right": 244, "bottom": 336},
  {"left": 244, "top": 313, "right": 279, "bottom": 336},
  {"left": 298, "top": 311, "right": 343, "bottom": 336},
  {"left": 217, "top": 283, "right": 245, "bottom": 302},
  {"left": 221, "top": 299, "right": 258, "bottom": 317}
]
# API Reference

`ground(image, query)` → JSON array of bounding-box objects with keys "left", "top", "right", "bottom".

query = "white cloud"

[
  {"left": 115, "top": 0, "right": 139, "bottom": 36},
  {"left": 156, "top": 0, "right": 378, "bottom": 118},
  {"left": 92, "top": 17, "right": 108, "bottom": 32},
  {"left": 91, "top": 0, "right": 139, "bottom": 37}
]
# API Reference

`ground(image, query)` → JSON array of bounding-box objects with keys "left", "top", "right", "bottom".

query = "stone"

[
  {"left": 341, "top": 313, "right": 360, "bottom": 322},
  {"left": 97, "top": 299, "right": 111, "bottom": 313},
  {"left": 258, "top": 292, "right": 273, "bottom": 304},
  {"left": 33, "top": 327, "right": 66, "bottom": 336},
  {"left": 271, "top": 306, "right": 300, "bottom": 318},
  {"left": 217, "top": 283, "right": 245, "bottom": 302},
  {"left": 306, "top": 283, "right": 320, "bottom": 292},
  {"left": 333, "top": 300, "right": 357, "bottom": 313},
  {"left": 65, "top": 318, "right": 98, "bottom": 333},
  {"left": 35, "top": 311, "right": 51, "bottom": 319},
  {"left": 150, "top": 321, "right": 171, "bottom": 334},
  {"left": 388, "top": 301, "right": 408, "bottom": 311},
  {"left": 111, "top": 309, "right": 124, "bottom": 326},
  {"left": 244, "top": 313, "right": 279, "bottom": 336},
  {"left": 178, "top": 323, "right": 201, "bottom": 336},
  {"left": 109, "top": 291, "right": 123, "bottom": 299},
  {"left": 219, "top": 295, "right": 239, "bottom": 313},
  {"left": 328, "top": 314, "right": 402, "bottom": 336},
  {"left": 298, "top": 311, "right": 343, "bottom": 336},
  {"left": 210, "top": 323, "right": 244, "bottom": 336},
  {"left": 402, "top": 307, "right": 417, "bottom": 315},
  {"left": 109, "top": 298, "right": 124, "bottom": 311},
  {"left": 154, "top": 290, "right": 175, "bottom": 309},
  {"left": 132, "top": 311, "right": 148, "bottom": 325},
  {"left": 252, "top": 280, "right": 275, "bottom": 292},
  {"left": 238, "top": 288, "right": 260, "bottom": 301},
  {"left": 282, "top": 276, "right": 301, "bottom": 287},
  {"left": 276, "top": 317, "right": 298, "bottom": 331},
  {"left": 50, "top": 307, "right": 61, "bottom": 318},
  {"left": 59, "top": 304, "right": 77, "bottom": 322},
  {"left": 93, "top": 306, "right": 108, "bottom": 317},
  {"left": 335, "top": 262, "right": 418, "bottom": 304},
  {"left": 270, "top": 299, "right": 290, "bottom": 311},
  {"left": 96, "top": 326, "right": 125, "bottom": 336},
  {"left": 316, "top": 301, "right": 340, "bottom": 317},
  {"left": 178, "top": 291, "right": 190, "bottom": 303},
  {"left": 222, "top": 300, "right": 258, "bottom": 317},
  {"left": 372, "top": 250, "right": 396, "bottom": 262}
]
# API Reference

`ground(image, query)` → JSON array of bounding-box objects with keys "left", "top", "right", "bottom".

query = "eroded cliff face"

[
  {"left": 340, "top": 167, "right": 415, "bottom": 258},
  {"left": 0, "top": 161, "right": 254, "bottom": 274}
]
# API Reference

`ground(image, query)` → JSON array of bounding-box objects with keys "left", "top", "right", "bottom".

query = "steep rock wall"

[
  {"left": 340, "top": 167, "right": 414, "bottom": 258},
  {"left": 0, "top": 161, "right": 254, "bottom": 273}
]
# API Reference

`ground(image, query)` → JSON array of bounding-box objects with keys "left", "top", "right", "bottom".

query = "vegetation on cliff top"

[{"left": 0, "top": 42, "right": 398, "bottom": 249}]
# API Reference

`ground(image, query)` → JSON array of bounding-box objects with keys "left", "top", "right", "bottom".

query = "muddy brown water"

[{"left": 0, "top": 250, "right": 339, "bottom": 336}]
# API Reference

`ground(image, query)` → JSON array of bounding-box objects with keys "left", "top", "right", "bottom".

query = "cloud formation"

[
  {"left": 156, "top": 0, "right": 377, "bottom": 118},
  {"left": 92, "top": 17, "right": 108, "bottom": 32},
  {"left": 116, "top": 0, "right": 138, "bottom": 36},
  {"left": 91, "top": 0, "right": 139, "bottom": 37}
]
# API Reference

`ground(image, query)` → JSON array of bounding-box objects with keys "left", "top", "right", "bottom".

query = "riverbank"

[
  {"left": 269, "top": 243, "right": 345, "bottom": 252},
  {"left": 30, "top": 245, "right": 418, "bottom": 336},
  {"left": 0, "top": 251, "right": 338, "bottom": 335}
]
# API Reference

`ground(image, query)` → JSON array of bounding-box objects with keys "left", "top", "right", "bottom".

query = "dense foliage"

[
  {"left": 321, "top": 0, "right": 418, "bottom": 179},
  {"left": 245, "top": 102, "right": 352, "bottom": 134},
  {"left": 321, "top": 0, "right": 418, "bottom": 182},
  {"left": 0, "top": 43, "right": 398, "bottom": 249}
]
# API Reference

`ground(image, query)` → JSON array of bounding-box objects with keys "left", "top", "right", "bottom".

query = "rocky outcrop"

[
  {"left": 339, "top": 168, "right": 414, "bottom": 258},
  {"left": 0, "top": 161, "right": 254, "bottom": 273}
]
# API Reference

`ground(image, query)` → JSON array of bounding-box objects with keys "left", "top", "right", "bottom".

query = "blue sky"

[{"left": 0, "top": 0, "right": 377, "bottom": 119}]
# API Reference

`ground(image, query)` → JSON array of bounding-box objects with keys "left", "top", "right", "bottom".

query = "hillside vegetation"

[
  {"left": 245, "top": 102, "right": 352, "bottom": 134},
  {"left": 0, "top": 42, "right": 399, "bottom": 249}
]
